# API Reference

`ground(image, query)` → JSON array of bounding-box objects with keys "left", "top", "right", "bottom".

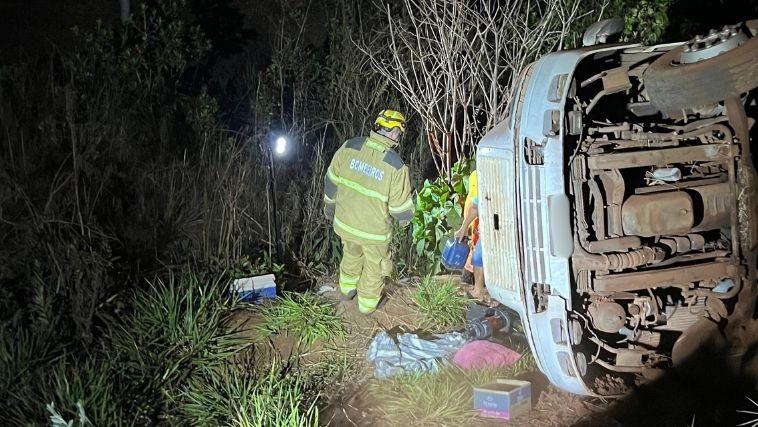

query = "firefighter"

[{"left": 323, "top": 110, "right": 414, "bottom": 314}]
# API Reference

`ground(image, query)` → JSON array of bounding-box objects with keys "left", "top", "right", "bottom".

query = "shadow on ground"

[{"left": 575, "top": 324, "right": 758, "bottom": 426}]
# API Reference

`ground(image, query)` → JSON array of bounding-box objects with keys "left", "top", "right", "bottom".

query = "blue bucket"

[{"left": 441, "top": 237, "right": 470, "bottom": 270}]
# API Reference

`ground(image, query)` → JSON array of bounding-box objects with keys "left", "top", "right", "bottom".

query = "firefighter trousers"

[{"left": 338, "top": 239, "right": 391, "bottom": 313}]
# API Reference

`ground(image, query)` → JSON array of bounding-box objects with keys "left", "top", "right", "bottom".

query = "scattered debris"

[
  {"left": 232, "top": 274, "right": 277, "bottom": 302},
  {"left": 473, "top": 379, "right": 532, "bottom": 420},
  {"left": 395, "top": 277, "right": 418, "bottom": 286},
  {"left": 366, "top": 330, "right": 467, "bottom": 379},
  {"left": 594, "top": 374, "right": 630, "bottom": 396},
  {"left": 465, "top": 306, "right": 519, "bottom": 340},
  {"left": 453, "top": 340, "right": 522, "bottom": 370},
  {"left": 317, "top": 284, "right": 336, "bottom": 295}
]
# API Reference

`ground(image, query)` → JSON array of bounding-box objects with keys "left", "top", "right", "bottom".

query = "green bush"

[
  {"left": 411, "top": 159, "right": 473, "bottom": 273},
  {"left": 613, "top": 0, "right": 672, "bottom": 45},
  {"left": 411, "top": 275, "right": 470, "bottom": 331},
  {"left": 257, "top": 292, "right": 346, "bottom": 348}
]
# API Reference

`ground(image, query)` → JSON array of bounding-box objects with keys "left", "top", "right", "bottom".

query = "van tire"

[{"left": 644, "top": 20, "right": 758, "bottom": 117}]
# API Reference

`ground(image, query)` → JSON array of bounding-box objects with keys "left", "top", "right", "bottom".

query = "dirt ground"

[
  {"left": 321, "top": 279, "right": 611, "bottom": 426},
  {"left": 235, "top": 274, "right": 747, "bottom": 426},
  {"left": 232, "top": 277, "right": 612, "bottom": 426}
]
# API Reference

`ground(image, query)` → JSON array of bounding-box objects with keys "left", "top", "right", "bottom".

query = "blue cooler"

[{"left": 441, "top": 237, "right": 470, "bottom": 270}]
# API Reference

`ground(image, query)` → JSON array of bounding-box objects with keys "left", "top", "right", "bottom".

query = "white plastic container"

[{"left": 232, "top": 274, "right": 277, "bottom": 302}]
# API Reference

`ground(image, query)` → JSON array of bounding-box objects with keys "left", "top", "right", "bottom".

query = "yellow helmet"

[{"left": 374, "top": 109, "right": 406, "bottom": 133}]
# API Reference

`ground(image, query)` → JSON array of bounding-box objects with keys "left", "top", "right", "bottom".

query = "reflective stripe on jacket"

[{"left": 323, "top": 131, "right": 413, "bottom": 243}]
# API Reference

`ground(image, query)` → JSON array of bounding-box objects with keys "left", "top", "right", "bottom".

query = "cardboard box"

[
  {"left": 232, "top": 274, "right": 277, "bottom": 303},
  {"left": 473, "top": 379, "right": 531, "bottom": 420}
]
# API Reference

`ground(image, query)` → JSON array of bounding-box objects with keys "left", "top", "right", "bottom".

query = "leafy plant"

[
  {"left": 257, "top": 292, "right": 346, "bottom": 348},
  {"left": 411, "top": 275, "right": 470, "bottom": 331},
  {"left": 612, "top": 0, "right": 672, "bottom": 44},
  {"left": 68, "top": 0, "right": 211, "bottom": 108},
  {"left": 450, "top": 158, "right": 475, "bottom": 197},
  {"left": 411, "top": 159, "right": 473, "bottom": 273}
]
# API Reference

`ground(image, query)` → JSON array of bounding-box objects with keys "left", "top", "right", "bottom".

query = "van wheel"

[{"left": 644, "top": 20, "right": 758, "bottom": 117}]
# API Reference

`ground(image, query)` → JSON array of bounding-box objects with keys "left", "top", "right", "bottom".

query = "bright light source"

[{"left": 274, "top": 137, "right": 288, "bottom": 155}]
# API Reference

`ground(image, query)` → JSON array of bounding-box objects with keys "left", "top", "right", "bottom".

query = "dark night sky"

[
  {"left": 0, "top": 0, "right": 329, "bottom": 65},
  {"left": 1, "top": 0, "right": 756, "bottom": 65},
  {"left": 1, "top": 0, "right": 119, "bottom": 63}
]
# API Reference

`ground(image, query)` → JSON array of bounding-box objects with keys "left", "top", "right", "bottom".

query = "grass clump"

[
  {"left": 411, "top": 275, "right": 469, "bottom": 331},
  {"left": 257, "top": 292, "right": 346, "bottom": 348},
  {"left": 369, "top": 355, "right": 536, "bottom": 427},
  {"left": 179, "top": 359, "right": 320, "bottom": 427},
  {"left": 0, "top": 272, "right": 250, "bottom": 425}
]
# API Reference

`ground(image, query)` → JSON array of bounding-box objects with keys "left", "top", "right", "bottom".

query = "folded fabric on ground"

[
  {"left": 452, "top": 340, "right": 522, "bottom": 370},
  {"left": 366, "top": 330, "right": 468, "bottom": 379}
]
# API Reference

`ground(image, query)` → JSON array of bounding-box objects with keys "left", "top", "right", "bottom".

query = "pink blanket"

[{"left": 453, "top": 340, "right": 522, "bottom": 370}]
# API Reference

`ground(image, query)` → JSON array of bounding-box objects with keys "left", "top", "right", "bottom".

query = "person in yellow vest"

[
  {"left": 455, "top": 170, "right": 488, "bottom": 303},
  {"left": 462, "top": 169, "right": 479, "bottom": 282},
  {"left": 323, "top": 110, "right": 414, "bottom": 314}
]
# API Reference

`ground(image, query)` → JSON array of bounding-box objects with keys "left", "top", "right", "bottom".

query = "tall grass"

[
  {"left": 0, "top": 1, "right": 431, "bottom": 424},
  {"left": 1, "top": 271, "right": 341, "bottom": 425},
  {"left": 411, "top": 275, "right": 470, "bottom": 331},
  {"left": 179, "top": 359, "right": 320, "bottom": 427},
  {"left": 104, "top": 274, "right": 246, "bottom": 417},
  {"left": 369, "top": 356, "right": 536, "bottom": 426},
  {"left": 0, "top": 273, "right": 243, "bottom": 424},
  {"left": 257, "top": 292, "right": 346, "bottom": 348}
]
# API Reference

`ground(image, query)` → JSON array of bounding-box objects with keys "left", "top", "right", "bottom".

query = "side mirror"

[{"left": 582, "top": 18, "right": 625, "bottom": 47}]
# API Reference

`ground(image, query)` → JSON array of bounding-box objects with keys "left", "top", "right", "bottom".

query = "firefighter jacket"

[{"left": 323, "top": 131, "right": 414, "bottom": 244}]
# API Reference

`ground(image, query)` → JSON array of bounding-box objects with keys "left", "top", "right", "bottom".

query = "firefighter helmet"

[{"left": 374, "top": 109, "right": 406, "bottom": 133}]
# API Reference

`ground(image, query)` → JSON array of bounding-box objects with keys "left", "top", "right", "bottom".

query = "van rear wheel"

[{"left": 644, "top": 20, "right": 758, "bottom": 117}]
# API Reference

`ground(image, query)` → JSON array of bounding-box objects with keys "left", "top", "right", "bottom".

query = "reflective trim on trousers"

[
  {"left": 339, "top": 274, "right": 359, "bottom": 294},
  {"left": 334, "top": 217, "right": 390, "bottom": 242},
  {"left": 358, "top": 295, "right": 380, "bottom": 313}
]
